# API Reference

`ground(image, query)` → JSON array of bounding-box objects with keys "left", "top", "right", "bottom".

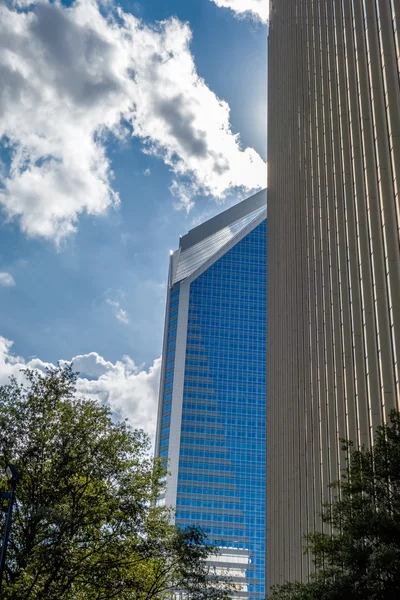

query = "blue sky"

[{"left": 0, "top": 0, "right": 267, "bottom": 437}]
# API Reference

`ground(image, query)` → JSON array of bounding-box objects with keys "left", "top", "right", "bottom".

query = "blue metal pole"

[{"left": 0, "top": 486, "right": 16, "bottom": 592}]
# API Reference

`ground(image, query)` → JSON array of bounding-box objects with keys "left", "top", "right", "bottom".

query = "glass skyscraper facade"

[{"left": 155, "top": 190, "right": 267, "bottom": 599}]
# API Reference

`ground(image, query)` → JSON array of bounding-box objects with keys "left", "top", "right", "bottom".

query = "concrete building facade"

[
  {"left": 155, "top": 190, "right": 267, "bottom": 599},
  {"left": 267, "top": 0, "right": 400, "bottom": 592}
]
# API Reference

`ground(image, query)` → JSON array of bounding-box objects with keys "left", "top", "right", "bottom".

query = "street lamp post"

[{"left": 0, "top": 464, "right": 20, "bottom": 592}]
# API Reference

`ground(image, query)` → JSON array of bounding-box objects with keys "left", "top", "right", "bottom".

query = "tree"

[
  {"left": 268, "top": 411, "right": 400, "bottom": 600},
  {"left": 0, "top": 365, "right": 234, "bottom": 600}
]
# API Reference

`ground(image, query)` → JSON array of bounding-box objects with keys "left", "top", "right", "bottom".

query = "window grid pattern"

[
  {"left": 174, "top": 207, "right": 266, "bottom": 284},
  {"left": 176, "top": 221, "right": 267, "bottom": 599}
]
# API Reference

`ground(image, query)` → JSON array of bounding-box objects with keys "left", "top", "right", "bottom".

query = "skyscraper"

[
  {"left": 267, "top": 0, "right": 400, "bottom": 592},
  {"left": 155, "top": 190, "right": 267, "bottom": 599}
]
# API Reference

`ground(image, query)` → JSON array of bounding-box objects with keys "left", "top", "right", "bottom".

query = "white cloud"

[
  {"left": 117, "top": 308, "right": 129, "bottom": 324},
  {"left": 106, "top": 298, "right": 130, "bottom": 324},
  {"left": 0, "top": 0, "right": 266, "bottom": 243},
  {"left": 0, "top": 336, "right": 161, "bottom": 442},
  {"left": 143, "top": 167, "right": 151, "bottom": 176},
  {"left": 0, "top": 336, "right": 54, "bottom": 386},
  {"left": 210, "top": 0, "right": 268, "bottom": 23},
  {"left": 0, "top": 272, "right": 16, "bottom": 287},
  {"left": 72, "top": 352, "right": 162, "bottom": 439}
]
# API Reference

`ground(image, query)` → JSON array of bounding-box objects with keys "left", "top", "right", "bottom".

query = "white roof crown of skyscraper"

[{"left": 171, "top": 189, "right": 267, "bottom": 285}]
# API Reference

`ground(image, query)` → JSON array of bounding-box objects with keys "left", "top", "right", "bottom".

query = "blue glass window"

[
  {"left": 158, "top": 220, "right": 266, "bottom": 600},
  {"left": 177, "top": 221, "right": 266, "bottom": 598}
]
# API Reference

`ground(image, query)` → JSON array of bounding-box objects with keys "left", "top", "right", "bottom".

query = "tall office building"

[
  {"left": 155, "top": 190, "right": 267, "bottom": 599},
  {"left": 267, "top": 0, "right": 400, "bottom": 592}
]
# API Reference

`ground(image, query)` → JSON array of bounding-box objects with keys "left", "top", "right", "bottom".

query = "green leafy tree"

[
  {"left": 269, "top": 411, "right": 400, "bottom": 600},
  {"left": 0, "top": 365, "right": 234, "bottom": 600}
]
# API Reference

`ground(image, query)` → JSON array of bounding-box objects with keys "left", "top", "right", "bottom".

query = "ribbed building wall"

[{"left": 267, "top": 0, "right": 400, "bottom": 592}]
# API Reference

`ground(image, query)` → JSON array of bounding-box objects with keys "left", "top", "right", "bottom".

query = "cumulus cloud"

[
  {"left": 210, "top": 0, "right": 268, "bottom": 23},
  {"left": 0, "top": 272, "right": 16, "bottom": 287},
  {"left": 0, "top": 336, "right": 161, "bottom": 442},
  {"left": 0, "top": 0, "right": 266, "bottom": 243},
  {"left": 0, "top": 336, "right": 53, "bottom": 385},
  {"left": 72, "top": 352, "right": 162, "bottom": 439}
]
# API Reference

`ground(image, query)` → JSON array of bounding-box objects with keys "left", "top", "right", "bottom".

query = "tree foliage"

[
  {"left": 269, "top": 411, "right": 400, "bottom": 600},
  {"left": 0, "top": 365, "right": 234, "bottom": 599}
]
